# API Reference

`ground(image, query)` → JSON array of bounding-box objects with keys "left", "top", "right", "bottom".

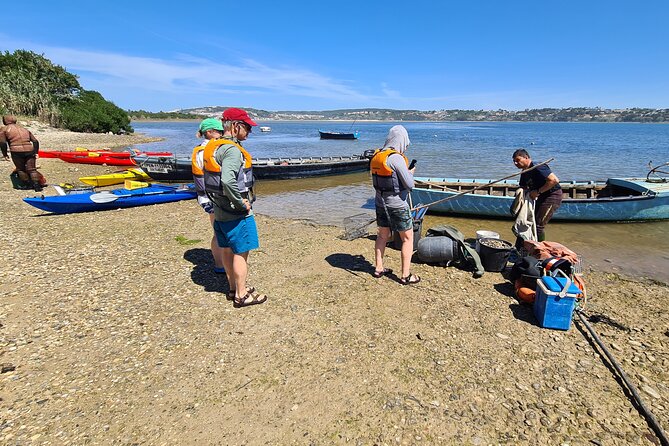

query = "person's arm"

[
  {"left": 530, "top": 172, "right": 559, "bottom": 200},
  {"left": 0, "top": 132, "right": 8, "bottom": 159},
  {"left": 217, "top": 146, "right": 247, "bottom": 212},
  {"left": 388, "top": 154, "right": 414, "bottom": 190},
  {"left": 30, "top": 132, "right": 39, "bottom": 154}
]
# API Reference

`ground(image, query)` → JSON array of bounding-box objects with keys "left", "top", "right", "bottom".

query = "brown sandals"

[
  {"left": 226, "top": 286, "right": 255, "bottom": 301},
  {"left": 372, "top": 268, "right": 392, "bottom": 278},
  {"left": 400, "top": 273, "right": 421, "bottom": 285},
  {"left": 234, "top": 288, "right": 268, "bottom": 308}
]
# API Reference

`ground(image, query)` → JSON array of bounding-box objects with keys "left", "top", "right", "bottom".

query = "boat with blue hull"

[
  {"left": 411, "top": 177, "right": 669, "bottom": 222},
  {"left": 24, "top": 184, "right": 197, "bottom": 214}
]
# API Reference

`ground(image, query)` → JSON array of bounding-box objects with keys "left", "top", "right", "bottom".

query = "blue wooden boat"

[
  {"left": 318, "top": 130, "right": 360, "bottom": 140},
  {"left": 411, "top": 177, "right": 669, "bottom": 221},
  {"left": 23, "top": 184, "right": 197, "bottom": 214}
]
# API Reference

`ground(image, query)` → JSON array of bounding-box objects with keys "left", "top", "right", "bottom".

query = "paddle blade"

[{"left": 89, "top": 192, "right": 119, "bottom": 203}]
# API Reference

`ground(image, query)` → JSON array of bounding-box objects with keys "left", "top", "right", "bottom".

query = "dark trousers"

[
  {"left": 535, "top": 189, "right": 563, "bottom": 241},
  {"left": 11, "top": 151, "right": 40, "bottom": 183}
]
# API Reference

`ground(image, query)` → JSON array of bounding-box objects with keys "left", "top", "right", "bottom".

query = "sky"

[{"left": 1, "top": 0, "right": 668, "bottom": 112}]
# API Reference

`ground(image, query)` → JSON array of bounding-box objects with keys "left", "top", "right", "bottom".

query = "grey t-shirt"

[{"left": 374, "top": 153, "right": 414, "bottom": 209}]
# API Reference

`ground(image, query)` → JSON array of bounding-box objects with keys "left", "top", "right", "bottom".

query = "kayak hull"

[
  {"left": 23, "top": 184, "right": 196, "bottom": 214},
  {"left": 79, "top": 168, "right": 152, "bottom": 187}
]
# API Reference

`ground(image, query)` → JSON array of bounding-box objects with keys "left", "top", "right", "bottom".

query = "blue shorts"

[{"left": 213, "top": 215, "right": 259, "bottom": 254}]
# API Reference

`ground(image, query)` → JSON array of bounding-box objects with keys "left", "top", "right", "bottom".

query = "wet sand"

[{"left": 254, "top": 173, "right": 669, "bottom": 285}]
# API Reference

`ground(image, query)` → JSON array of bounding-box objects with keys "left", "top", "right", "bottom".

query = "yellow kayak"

[{"left": 79, "top": 168, "right": 152, "bottom": 187}]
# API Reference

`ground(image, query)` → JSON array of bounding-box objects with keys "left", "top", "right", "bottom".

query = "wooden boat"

[
  {"left": 411, "top": 177, "right": 669, "bottom": 221},
  {"left": 79, "top": 168, "right": 152, "bottom": 187},
  {"left": 23, "top": 184, "right": 196, "bottom": 214},
  {"left": 318, "top": 130, "right": 360, "bottom": 140},
  {"left": 253, "top": 155, "right": 369, "bottom": 179},
  {"left": 132, "top": 154, "right": 370, "bottom": 181}
]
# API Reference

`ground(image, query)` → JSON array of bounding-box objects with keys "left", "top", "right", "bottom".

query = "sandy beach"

[{"left": 0, "top": 128, "right": 668, "bottom": 444}]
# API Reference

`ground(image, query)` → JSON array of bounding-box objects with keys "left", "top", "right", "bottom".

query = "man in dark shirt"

[{"left": 512, "top": 149, "right": 562, "bottom": 241}]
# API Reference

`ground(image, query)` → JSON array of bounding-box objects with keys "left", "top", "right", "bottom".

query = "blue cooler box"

[{"left": 533, "top": 276, "right": 581, "bottom": 330}]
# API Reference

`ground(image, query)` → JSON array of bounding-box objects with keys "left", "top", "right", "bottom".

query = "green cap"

[{"left": 199, "top": 118, "right": 223, "bottom": 133}]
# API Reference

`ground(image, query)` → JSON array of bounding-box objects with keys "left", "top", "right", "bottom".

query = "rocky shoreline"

[{"left": 0, "top": 131, "right": 667, "bottom": 444}]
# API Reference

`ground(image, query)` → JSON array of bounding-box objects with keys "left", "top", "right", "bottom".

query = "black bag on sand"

[
  {"left": 9, "top": 171, "right": 32, "bottom": 190},
  {"left": 508, "top": 256, "right": 542, "bottom": 282}
]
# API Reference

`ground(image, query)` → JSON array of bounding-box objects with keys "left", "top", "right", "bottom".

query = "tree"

[
  {"left": 0, "top": 50, "right": 80, "bottom": 124},
  {"left": 60, "top": 91, "right": 132, "bottom": 134}
]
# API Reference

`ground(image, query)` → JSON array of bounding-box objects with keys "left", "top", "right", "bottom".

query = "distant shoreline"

[{"left": 131, "top": 118, "right": 668, "bottom": 125}]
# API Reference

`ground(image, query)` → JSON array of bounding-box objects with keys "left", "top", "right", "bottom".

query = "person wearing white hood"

[{"left": 369, "top": 125, "right": 420, "bottom": 285}]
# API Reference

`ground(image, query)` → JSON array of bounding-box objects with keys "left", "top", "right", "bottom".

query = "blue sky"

[{"left": 2, "top": 0, "right": 667, "bottom": 112}]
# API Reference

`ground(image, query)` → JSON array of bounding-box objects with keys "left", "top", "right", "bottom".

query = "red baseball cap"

[{"left": 222, "top": 108, "right": 257, "bottom": 127}]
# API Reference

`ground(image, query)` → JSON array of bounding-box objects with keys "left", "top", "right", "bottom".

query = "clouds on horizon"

[{"left": 1, "top": 36, "right": 380, "bottom": 110}]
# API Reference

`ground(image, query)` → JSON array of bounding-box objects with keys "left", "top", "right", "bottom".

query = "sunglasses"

[{"left": 237, "top": 122, "right": 252, "bottom": 133}]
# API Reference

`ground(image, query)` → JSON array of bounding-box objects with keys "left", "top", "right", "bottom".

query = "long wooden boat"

[
  {"left": 318, "top": 130, "right": 360, "bottom": 140},
  {"left": 411, "top": 177, "right": 669, "bottom": 222},
  {"left": 23, "top": 184, "right": 196, "bottom": 214},
  {"left": 132, "top": 154, "right": 370, "bottom": 181},
  {"left": 79, "top": 168, "right": 153, "bottom": 187}
]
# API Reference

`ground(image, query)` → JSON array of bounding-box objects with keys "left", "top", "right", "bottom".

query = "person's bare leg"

[
  {"left": 221, "top": 248, "right": 235, "bottom": 290},
  {"left": 398, "top": 228, "right": 414, "bottom": 279},
  {"left": 375, "top": 227, "right": 391, "bottom": 272},
  {"left": 209, "top": 214, "right": 225, "bottom": 269},
  {"left": 233, "top": 252, "right": 250, "bottom": 300}
]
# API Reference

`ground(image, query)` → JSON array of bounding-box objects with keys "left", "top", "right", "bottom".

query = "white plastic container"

[{"left": 475, "top": 230, "right": 500, "bottom": 253}]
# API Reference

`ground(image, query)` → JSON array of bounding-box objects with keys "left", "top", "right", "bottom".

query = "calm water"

[{"left": 131, "top": 121, "right": 669, "bottom": 282}]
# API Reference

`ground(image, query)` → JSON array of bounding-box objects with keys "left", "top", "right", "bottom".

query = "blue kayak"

[{"left": 23, "top": 184, "right": 197, "bottom": 214}]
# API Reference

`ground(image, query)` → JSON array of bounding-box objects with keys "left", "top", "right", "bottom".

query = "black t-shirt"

[{"left": 519, "top": 163, "right": 561, "bottom": 196}]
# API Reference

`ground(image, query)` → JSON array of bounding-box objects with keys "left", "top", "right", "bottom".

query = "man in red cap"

[{"left": 201, "top": 108, "right": 267, "bottom": 307}]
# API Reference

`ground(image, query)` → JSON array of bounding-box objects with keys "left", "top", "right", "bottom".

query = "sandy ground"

[
  {"left": 0, "top": 129, "right": 668, "bottom": 445},
  {"left": 20, "top": 119, "right": 163, "bottom": 151}
]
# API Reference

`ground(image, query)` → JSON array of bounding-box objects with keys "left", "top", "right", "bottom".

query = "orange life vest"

[
  {"left": 202, "top": 138, "right": 254, "bottom": 198},
  {"left": 370, "top": 149, "right": 408, "bottom": 193}
]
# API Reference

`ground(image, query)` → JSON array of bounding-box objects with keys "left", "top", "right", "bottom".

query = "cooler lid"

[{"left": 540, "top": 276, "right": 581, "bottom": 295}]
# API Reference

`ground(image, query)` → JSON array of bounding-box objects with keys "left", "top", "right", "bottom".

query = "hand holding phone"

[{"left": 409, "top": 159, "right": 417, "bottom": 169}]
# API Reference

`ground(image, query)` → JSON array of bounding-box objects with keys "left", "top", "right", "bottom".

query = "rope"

[
  {"left": 575, "top": 309, "right": 669, "bottom": 446},
  {"left": 412, "top": 158, "right": 554, "bottom": 211}
]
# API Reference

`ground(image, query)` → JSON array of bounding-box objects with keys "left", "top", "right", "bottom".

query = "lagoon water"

[{"left": 131, "top": 120, "right": 669, "bottom": 282}]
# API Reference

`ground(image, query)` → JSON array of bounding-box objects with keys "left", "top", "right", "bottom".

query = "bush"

[
  {"left": 0, "top": 50, "right": 80, "bottom": 125},
  {"left": 59, "top": 91, "right": 133, "bottom": 134}
]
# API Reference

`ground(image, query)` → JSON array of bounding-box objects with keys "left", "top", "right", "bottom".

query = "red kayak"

[{"left": 42, "top": 150, "right": 173, "bottom": 166}]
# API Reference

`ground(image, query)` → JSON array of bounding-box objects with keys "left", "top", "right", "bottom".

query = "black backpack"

[{"left": 509, "top": 256, "right": 542, "bottom": 282}]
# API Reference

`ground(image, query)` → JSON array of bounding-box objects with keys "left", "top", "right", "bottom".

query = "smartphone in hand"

[{"left": 409, "top": 159, "right": 418, "bottom": 169}]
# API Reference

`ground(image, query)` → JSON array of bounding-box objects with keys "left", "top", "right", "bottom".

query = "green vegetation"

[
  {"left": 175, "top": 235, "right": 202, "bottom": 245},
  {"left": 0, "top": 50, "right": 132, "bottom": 133},
  {"left": 60, "top": 90, "right": 132, "bottom": 134},
  {"left": 127, "top": 110, "right": 204, "bottom": 120},
  {"left": 0, "top": 50, "right": 79, "bottom": 124}
]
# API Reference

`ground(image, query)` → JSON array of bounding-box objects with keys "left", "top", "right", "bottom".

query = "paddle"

[
  {"left": 89, "top": 190, "right": 165, "bottom": 204},
  {"left": 412, "top": 158, "right": 555, "bottom": 211},
  {"left": 341, "top": 158, "right": 554, "bottom": 240}
]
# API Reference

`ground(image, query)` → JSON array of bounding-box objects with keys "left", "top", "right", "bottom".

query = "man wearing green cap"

[{"left": 192, "top": 118, "right": 226, "bottom": 273}]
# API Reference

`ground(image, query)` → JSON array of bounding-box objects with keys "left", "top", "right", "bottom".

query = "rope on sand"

[{"left": 575, "top": 309, "right": 669, "bottom": 446}]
